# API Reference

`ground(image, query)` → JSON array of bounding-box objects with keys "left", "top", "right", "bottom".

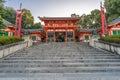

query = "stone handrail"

[
  {"left": 0, "top": 41, "right": 32, "bottom": 58},
  {"left": 98, "top": 40, "right": 120, "bottom": 47},
  {"left": 0, "top": 41, "right": 27, "bottom": 50},
  {"left": 91, "top": 40, "right": 120, "bottom": 55}
]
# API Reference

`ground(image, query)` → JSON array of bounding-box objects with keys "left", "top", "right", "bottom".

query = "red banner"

[
  {"left": 100, "top": 3, "right": 107, "bottom": 35},
  {"left": 15, "top": 10, "right": 22, "bottom": 38}
]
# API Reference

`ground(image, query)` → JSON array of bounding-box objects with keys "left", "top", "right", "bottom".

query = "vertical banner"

[
  {"left": 15, "top": 10, "right": 22, "bottom": 38},
  {"left": 100, "top": 2, "right": 107, "bottom": 36}
]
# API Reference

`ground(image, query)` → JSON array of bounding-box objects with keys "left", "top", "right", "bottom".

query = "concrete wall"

[
  {"left": 0, "top": 41, "right": 32, "bottom": 58},
  {"left": 90, "top": 39, "right": 120, "bottom": 55}
]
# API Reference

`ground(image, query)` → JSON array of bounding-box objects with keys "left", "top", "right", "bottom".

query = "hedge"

[
  {"left": 0, "top": 36, "right": 24, "bottom": 46},
  {"left": 99, "top": 35, "right": 120, "bottom": 44}
]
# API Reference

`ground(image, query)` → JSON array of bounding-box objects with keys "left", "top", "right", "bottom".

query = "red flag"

[
  {"left": 15, "top": 10, "right": 22, "bottom": 38},
  {"left": 100, "top": 2, "right": 107, "bottom": 35}
]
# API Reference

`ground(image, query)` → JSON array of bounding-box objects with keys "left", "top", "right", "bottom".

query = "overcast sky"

[{"left": 4, "top": 0, "right": 104, "bottom": 23}]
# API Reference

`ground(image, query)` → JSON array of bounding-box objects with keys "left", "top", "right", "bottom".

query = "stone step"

[
  {"left": 20, "top": 52, "right": 116, "bottom": 54},
  {"left": 10, "top": 54, "right": 116, "bottom": 58},
  {"left": 3, "top": 56, "right": 120, "bottom": 60},
  {"left": 9, "top": 54, "right": 117, "bottom": 58},
  {"left": 0, "top": 62, "right": 120, "bottom": 65},
  {"left": 14, "top": 51, "right": 111, "bottom": 53},
  {"left": 5, "top": 54, "right": 120, "bottom": 59},
  {"left": 0, "top": 72, "right": 120, "bottom": 78},
  {"left": 12, "top": 51, "right": 111, "bottom": 54},
  {"left": 0, "top": 66, "right": 120, "bottom": 73},
  {"left": 0, "top": 77, "right": 120, "bottom": 80},
  {"left": 1, "top": 74, "right": 120, "bottom": 80},
  {"left": 0, "top": 61, "right": 120, "bottom": 64},
  {"left": 0, "top": 42, "right": 120, "bottom": 78},
  {"left": 1, "top": 62, "right": 120, "bottom": 68},
  {"left": 1, "top": 59, "right": 120, "bottom": 63}
]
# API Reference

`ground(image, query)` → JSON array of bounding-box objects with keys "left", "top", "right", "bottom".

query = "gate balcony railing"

[{"left": 43, "top": 25, "right": 78, "bottom": 28}]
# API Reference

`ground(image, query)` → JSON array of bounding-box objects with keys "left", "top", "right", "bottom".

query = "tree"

[
  {"left": 75, "top": 9, "right": 101, "bottom": 28},
  {"left": 2, "top": 7, "right": 16, "bottom": 24},
  {"left": 0, "top": 0, "right": 5, "bottom": 29},
  {"left": 71, "top": 13, "right": 79, "bottom": 18},
  {"left": 0, "top": 15, "right": 5, "bottom": 29},
  {"left": 0, "top": 1, "right": 16, "bottom": 25},
  {"left": 22, "top": 9, "right": 34, "bottom": 28},
  {"left": 2, "top": 8, "right": 34, "bottom": 29},
  {"left": 25, "top": 22, "right": 42, "bottom": 29},
  {"left": 90, "top": 9, "right": 101, "bottom": 28},
  {"left": 0, "top": 0, "right": 35, "bottom": 29},
  {"left": 77, "top": 14, "right": 88, "bottom": 28},
  {"left": 104, "top": 0, "right": 120, "bottom": 22},
  {"left": 0, "top": 0, "right": 5, "bottom": 16},
  {"left": 31, "top": 22, "right": 42, "bottom": 29},
  {"left": 0, "top": 0, "right": 4, "bottom": 3}
]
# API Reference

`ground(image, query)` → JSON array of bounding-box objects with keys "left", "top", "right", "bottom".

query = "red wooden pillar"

[
  {"left": 46, "top": 31, "right": 48, "bottom": 42},
  {"left": 40, "top": 35, "right": 41, "bottom": 42},
  {"left": 10, "top": 32, "right": 12, "bottom": 36},
  {"left": 73, "top": 31, "right": 75, "bottom": 42},
  {"left": 109, "top": 29, "right": 112, "bottom": 36},
  {"left": 65, "top": 31, "right": 68, "bottom": 42},
  {"left": 36, "top": 34, "right": 38, "bottom": 42},
  {"left": 54, "top": 31, "right": 56, "bottom": 42},
  {"left": 63, "top": 32, "right": 65, "bottom": 42},
  {"left": 82, "top": 35, "right": 84, "bottom": 42}
]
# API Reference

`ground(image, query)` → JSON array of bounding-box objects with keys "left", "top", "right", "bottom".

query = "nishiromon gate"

[
  {"left": 40, "top": 17, "right": 79, "bottom": 42},
  {"left": 30, "top": 17, "right": 92, "bottom": 42}
]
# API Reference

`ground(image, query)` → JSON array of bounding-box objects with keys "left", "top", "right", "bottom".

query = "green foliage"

[
  {"left": 100, "top": 35, "right": 120, "bottom": 44},
  {"left": 0, "top": 0, "right": 5, "bottom": 29},
  {"left": 72, "top": 0, "right": 120, "bottom": 28},
  {"left": 29, "top": 22, "right": 42, "bottom": 29},
  {"left": 0, "top": 30, "right": 5, "bottom": 34},
  {"left": 71, "top": 13, "right": 79, "bottom": 17},
  {"left": 0, "top": 0, "right": 5, "bottom": 3},
  {"left": 2, "top": 7, "right": 16, "bottom": 24},
  {"left": 0, "top": 1, "right": 34, "bottom": 29},
  {"left": 22, "top": 9, "right": 34, "bottom": 29},
  {"left": 0, "top": 0, "right": 5, "bottom": 16},
  {"left": 104, "top": 0, "right": 120, "bottom": 22},
  {"left": 0, "top": 1, "right": 15, "bottom": 24},
  {"left": 2, "top": 8, "right": 34, "bottom": 29},
  {"left": 0, "top": 15, "right": 3, "bottom": 24},
  {"left": 74, "top": 9, "right": 100, "bottom": 28},
  {"left": 0, "top": 15, "right": 5, "bottom": 29},
  {"left": 0, "top": 36, "right": 24, "bottom": 46}
]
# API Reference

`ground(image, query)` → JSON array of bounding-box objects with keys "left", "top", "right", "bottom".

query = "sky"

[{"left": 4, "top": 0, "right": 104, "bottom": 23}]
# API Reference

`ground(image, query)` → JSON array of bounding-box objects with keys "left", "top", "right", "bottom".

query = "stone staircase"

[{"left": 0, "top": 42, "right": 120, "bottom": 80}]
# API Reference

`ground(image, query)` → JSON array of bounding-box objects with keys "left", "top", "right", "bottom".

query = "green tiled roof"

[
  {"left": 3, "top": 19, "right": 14, "bottom": 26},
  {"left": 109, "top": 17, "right": 120, "bottom": 25}
]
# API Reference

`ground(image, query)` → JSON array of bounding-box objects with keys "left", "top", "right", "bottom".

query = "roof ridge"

[{"left": 109, "top": 17, "right": 120, "bottom": 25}]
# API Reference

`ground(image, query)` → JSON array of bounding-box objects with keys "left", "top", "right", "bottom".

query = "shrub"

[
  {"left": 99, "top": 35, "right": 120, "bottom": 44},
  {"left": 0, "top": 36, "right": 24, "bottom": 46}
]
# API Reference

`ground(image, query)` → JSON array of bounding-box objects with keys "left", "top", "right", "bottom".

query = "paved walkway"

[{"left": 0, "top": 42, "right": 120, "bottom": 80}]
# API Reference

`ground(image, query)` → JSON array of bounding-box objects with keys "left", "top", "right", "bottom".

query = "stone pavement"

[{"left": 0, "top": 42, "right": 120, "bottom": 80}]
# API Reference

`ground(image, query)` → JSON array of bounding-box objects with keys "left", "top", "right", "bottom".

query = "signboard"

[
  {"left": 15, "top": 10, "right": 22, "bottom": 38},
  {"left": 100, "top": 2, "right": 107, "bottom": 35}
]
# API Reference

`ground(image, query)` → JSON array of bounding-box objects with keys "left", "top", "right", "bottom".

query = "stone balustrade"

[
  {"left": 90, "top": 39, "right": 120, "bottom": 55},
  {"left": 0, "top": 40, "right": 32, "bottom": 58}
]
